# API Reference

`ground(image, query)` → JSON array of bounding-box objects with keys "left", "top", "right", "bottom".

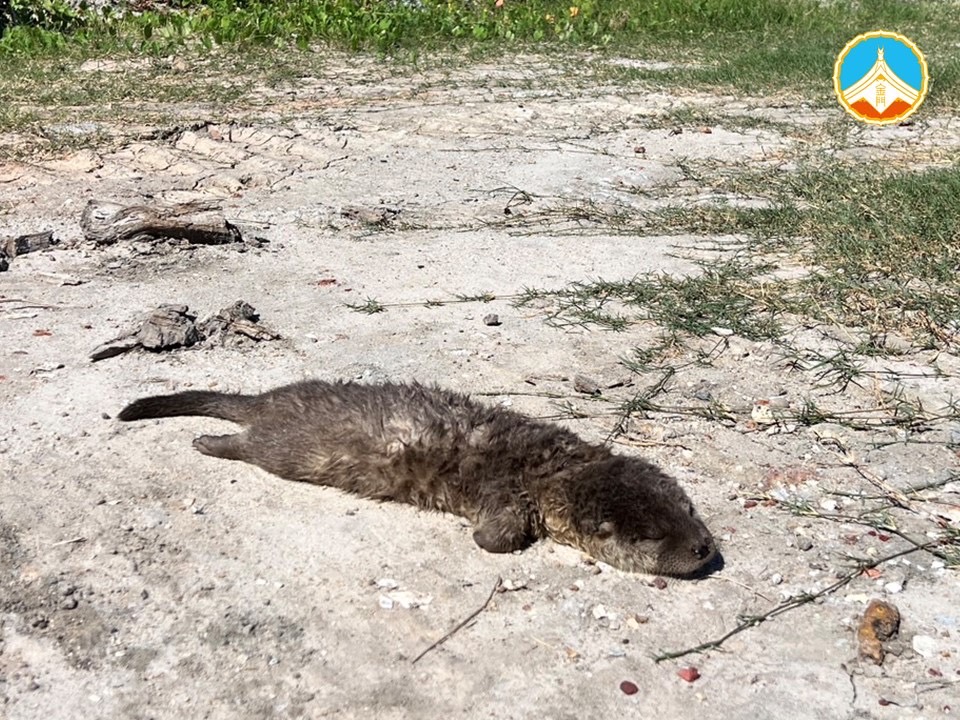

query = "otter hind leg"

[
  {"left": 193, "top": 433, "right": 250, "bottom": 461},
  {"left": 472, "top": 510, "right": 532, "bottom": 554}
]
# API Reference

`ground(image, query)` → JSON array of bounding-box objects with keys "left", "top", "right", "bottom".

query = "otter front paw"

[{"left": 472, "top": 513, "right": 530, "bottom": 554}]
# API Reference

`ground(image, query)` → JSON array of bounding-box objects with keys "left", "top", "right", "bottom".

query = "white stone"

[{"left": 912, "top": 635, "right": 937, "bottom": 658}]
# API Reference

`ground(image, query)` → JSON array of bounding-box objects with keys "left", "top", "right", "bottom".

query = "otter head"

[{"left": 563, "top": 456, "right": 718, "bottom": 577}]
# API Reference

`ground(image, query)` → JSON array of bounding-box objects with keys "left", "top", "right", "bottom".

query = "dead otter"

[{"left": 119, "top": 380, "right": 717, "bottom": 577}]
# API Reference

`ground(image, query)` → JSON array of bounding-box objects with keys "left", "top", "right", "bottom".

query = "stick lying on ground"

[
  {"left": 412, "top": 577, "right": 503, "bottom": 664},
  {"left": 80, "top": 199, "right": 242, "bottom": 246}
]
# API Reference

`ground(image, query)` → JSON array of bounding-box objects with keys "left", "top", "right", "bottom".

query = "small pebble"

[
  {"left": 912, "top": 635, "right": 938, "bottom": 658},
  {"left": 61, "top": 597, "right": 78, "bottom": 610},
  {"left": 881, "top": 333, "right": 912, "bottom": 354},
  {"left": 796, "top": 537, "right": 814, "bottom": 552},
  {"left": 769, "top": 573, "right": 784, "bottom": 586},
  {"left": 502, "top": 578, "right": 528, "bottom": 591},
  {"left": 884, "top": 581, "right": 903, "bottom": 595},
  {"left": 650, "top": 577, "right": 668, "bottom": 590},
  {"left": 573, "top": 374, "right": 601, "bottom": 395},
  {"left": 482, "top": 313, "right": 501, "bottom": 327},
  {"left": 620, "top": 680, "right": 639, "bottom": 695},
  {"left": 693, "top": 384, "right": 713, "bottom": 402}
]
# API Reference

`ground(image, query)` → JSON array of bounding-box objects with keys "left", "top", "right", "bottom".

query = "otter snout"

[{"left": 692, "top": 537, "right": 715, "bottom": 561}]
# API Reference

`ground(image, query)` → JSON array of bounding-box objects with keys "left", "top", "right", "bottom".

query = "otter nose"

[{"left": 692, "top": 540, "right": 714, "bottom": 560}]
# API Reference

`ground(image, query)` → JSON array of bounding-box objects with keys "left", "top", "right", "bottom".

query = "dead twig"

[
  {"left": 412, "top": 576, "right": 503, "bottom": 664},
  {"left": 653, "top": 540, "right": 945, "bottom": 663},
  {"left": 610, "top": 437, "right": 693, "bottom": 452},
  {"left": 51, "top": 536, "right": 86, "bottom": 547},
  {"left": 845, "top": 462, "right": 917, "bottom": 512}
]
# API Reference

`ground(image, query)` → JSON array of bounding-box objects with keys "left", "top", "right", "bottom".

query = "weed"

[
  {"left": 345, "top": 297, "right": 386, "bottom": 314},
  {"left": 518, "top": 258, "right": 784, "bottom": 341}
]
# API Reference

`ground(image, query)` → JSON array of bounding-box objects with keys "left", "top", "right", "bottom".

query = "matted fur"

[{"left": 119, "top": 380, "right": 717, "bottom": 577}]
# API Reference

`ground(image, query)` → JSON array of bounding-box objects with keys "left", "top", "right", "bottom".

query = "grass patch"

[
  {"left": 517, "top": 161, "right": 960, "bottom": 351},
  {"left": 519, "top": 259, "right": 785, "bottom": 340},
  {"left": 2, "top": 0, "right": 959, "bottom": 108},
  {"left": 2, "top": 0, "right": 958, "bottom": 152}
]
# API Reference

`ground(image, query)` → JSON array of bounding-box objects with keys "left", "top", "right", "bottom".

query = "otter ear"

[{"left": 596, "top": 521, "right": 615, "bottom": 539}]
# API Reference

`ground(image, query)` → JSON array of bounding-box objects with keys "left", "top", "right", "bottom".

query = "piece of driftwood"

[
  {"left": 90, "top": 305, "right": 200, "bottom": 361},
  {"left": 0, "top": 230, "right": 57, "bottom": 271},
  {"left": 137, "top": 304, "right": 201, "bottom": 350},
  {"left": 90, "top": 301, "right": 279, "bottom": 362},
  {"left": 80, "top": 199, "right": 242, "bottom": 246},
  {"left": 199, "top": 300, "right": 281, "bottom": 344}
]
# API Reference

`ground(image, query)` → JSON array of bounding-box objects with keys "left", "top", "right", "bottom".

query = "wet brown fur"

[{"left": 119, "top": 380, "right": 717, "bottom": 577}]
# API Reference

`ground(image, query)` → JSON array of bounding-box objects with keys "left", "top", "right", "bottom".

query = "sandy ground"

[{"left": 1, "top": 54, "right": 959, "bottom": 719}]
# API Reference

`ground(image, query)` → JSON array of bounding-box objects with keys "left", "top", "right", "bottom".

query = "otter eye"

[{"left": 597, "top": 521, "right": 615, "bottom": 539}]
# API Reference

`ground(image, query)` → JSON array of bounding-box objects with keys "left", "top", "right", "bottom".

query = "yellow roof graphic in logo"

[{"left": 834, "top": 31, "right": 929, "bottom": 125}]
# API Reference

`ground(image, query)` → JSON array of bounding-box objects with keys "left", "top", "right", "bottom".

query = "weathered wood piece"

[
  {"left": 0, "top": 230, "right": 57, "bottom": 271},
  {"left": 80, "top": 199, "right": 242, "bottom": 246},
  {"left": 90, "top": 301, "right": 279, "bottom": 362},
  {"left": 90, "top": 305, "right": 200, "bottom": 362},
  {"left": 199, "top": 300, "right": 282, "bottom": 343}
]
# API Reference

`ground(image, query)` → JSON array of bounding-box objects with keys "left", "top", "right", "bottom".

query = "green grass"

[
  {"left": 517, "top": 161, "right": 960, "bottom": 351},
  {"left": 2, "top": 0, "right": 958, "bottom": 153},
  {"left": 519, "top": 259, "right": 786, "bottom": 340},
  {"left": 2, "top": 0, "right": 960, "bottom": 110}
]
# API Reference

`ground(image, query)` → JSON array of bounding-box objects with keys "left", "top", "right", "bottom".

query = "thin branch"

[
  {"left": 845, "top": 462, "right": 917, "bottom": 512},
  {"left": 652, "top": 541, "right": 946, "bottom": 663},
  {"left": 411, "top": 576, "right": 503, "bottom": 664}
]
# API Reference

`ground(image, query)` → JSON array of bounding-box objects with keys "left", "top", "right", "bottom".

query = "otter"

[{"left": 119, "top": 380, "right": 717, "bottom": 577}]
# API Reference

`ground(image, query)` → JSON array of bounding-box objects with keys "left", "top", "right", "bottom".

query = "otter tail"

[{"left": 118, "top": 391, "right": 257, "bottom": 425}]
